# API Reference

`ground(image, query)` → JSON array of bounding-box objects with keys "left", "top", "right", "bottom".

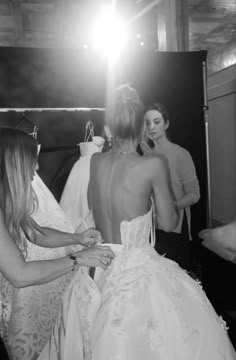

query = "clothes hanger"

[
  {"left": 16, "top": 112, "right": 39, "bottom": 139},
  {"left": 83, "top": 120, "right": 94, "bottom": 143}
]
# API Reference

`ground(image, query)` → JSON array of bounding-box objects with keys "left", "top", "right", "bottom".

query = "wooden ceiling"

[
  {"left": 0, "top": 0, "right": 235, "bottom": 74},
  {"left": 188, "top": 0, "right": 236, "bottom": 73}
]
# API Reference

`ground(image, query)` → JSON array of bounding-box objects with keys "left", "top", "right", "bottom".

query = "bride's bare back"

[{"left": 88, "top": 151, "right": 177, "bottom": 244}]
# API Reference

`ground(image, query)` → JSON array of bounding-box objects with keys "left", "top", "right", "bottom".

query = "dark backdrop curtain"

[{"left": 0, "top": 47, "right": 207, "bottom": 236}]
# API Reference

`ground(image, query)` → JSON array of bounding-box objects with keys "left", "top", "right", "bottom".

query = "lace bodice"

[{"left": 120, "top": 209, "right": 154, "bottom": 251}]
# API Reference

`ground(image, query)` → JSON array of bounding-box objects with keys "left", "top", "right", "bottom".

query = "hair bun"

[{"left": 115, "top": 84, "right": 140, "bottom": 104}]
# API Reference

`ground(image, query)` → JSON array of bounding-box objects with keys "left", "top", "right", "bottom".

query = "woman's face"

[{"left": 144, "top": 109, "right": 169, "bottom": 141}]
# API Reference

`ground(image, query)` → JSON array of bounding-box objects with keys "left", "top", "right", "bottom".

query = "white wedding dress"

[
  {"left": 60, "top": 137, "right": 104, "bottom": 228},
  {"left": 0, "top": 174, "right": 80, "bottom": 360},
  {"left": 38, "top": 208, "right": 236, "bottom": 360}
]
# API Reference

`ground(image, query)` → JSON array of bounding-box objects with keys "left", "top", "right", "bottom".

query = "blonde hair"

[
  {"left": 0, "top": 128, "right": 40, "bottom": 257},
  {"left": 106, "top": 84, "right": 144, "bottom": 144}
]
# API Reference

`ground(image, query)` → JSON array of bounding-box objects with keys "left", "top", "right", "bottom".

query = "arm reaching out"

[
  {"left": 33, "top": 225, "right": 102, "bottom": 248},
  {"left": 0, "top": 209, "right": 114, "bottom": 288}
]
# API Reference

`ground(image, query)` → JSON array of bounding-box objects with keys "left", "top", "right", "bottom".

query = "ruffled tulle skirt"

[{"left": 38, "top": 244, "right": 236, "bottom": 360}]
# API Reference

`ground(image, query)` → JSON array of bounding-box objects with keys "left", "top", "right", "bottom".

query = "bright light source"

[
  {"left": 140, "top": 42, "right": 144, "bottom": 46},
  {"left": 223, "top": 54, "right": 236, "bottom": 67},
  {"left": 91, "top": 5, "right": 127, "bottom": 63}
]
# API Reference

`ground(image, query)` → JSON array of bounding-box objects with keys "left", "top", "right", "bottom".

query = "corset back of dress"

[{"left": 120, "top": 209, "right": 153, "bottom": 251}]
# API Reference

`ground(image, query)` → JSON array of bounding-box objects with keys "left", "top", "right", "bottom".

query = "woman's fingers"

[
  {"left": 140, "top": 141, "right": 151, "bottom": 155},
  {"left": 97, "top": 248, "right": 114, "bottom": 269},
  {"left": 96, "top": 246, "right": 115, "bottom": 258},
  {"left": 74, "top": 245, "right": 115, "bottom": 268},
  {"left": 83, "top": 230, "right": 113, "bottom": 249},
  {"left": 102, "top": 255, "right": 112, "bottom": 264},
  {"left": 99, "top": 256, "right": 112, "bottom": 269},
  {"left": 86, "top": 228, "right": 102, "bottom": 241},
  {"left": 99, "top": 261, "right": 107, "bottom": 270}
]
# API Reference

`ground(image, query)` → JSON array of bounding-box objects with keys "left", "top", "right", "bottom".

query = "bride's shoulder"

[
  {"left": 90, "top": 152, "right": 111, "bottom": 171},
  {"left": 140, "top": 155, "right": 168, "bottom": 178},
  {"left": 141, "top": 153, "right": 165, "bottom": 167},
  {"left": 91, "top": 152, "right": 109, "bottom": 162}
]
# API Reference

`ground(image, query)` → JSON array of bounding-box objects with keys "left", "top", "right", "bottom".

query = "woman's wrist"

[
  {"left": 60, "top": 255, "right": 75, "bottom": 273},
  {"left": 72, "top": 232, "right": 82, "bottom": 245}
]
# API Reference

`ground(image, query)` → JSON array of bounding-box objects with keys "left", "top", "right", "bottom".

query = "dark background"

[{"left": 0, "top": 47, "right": 207, "bottom": 238}]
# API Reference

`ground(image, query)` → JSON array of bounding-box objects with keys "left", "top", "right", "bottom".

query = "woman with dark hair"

[
  {"left": 143, "top": 102, "right": 200, "bottom": 270},
  {"left": 0, "top": 128, "right": 114, "bottom": 360},
  {"left": 39, "top": 85, "right": 235, "bottom": 359}
]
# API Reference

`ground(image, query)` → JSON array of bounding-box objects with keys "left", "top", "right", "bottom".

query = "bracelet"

[{"left": 68, "top": 254, "right": 78, "bottom": 271}]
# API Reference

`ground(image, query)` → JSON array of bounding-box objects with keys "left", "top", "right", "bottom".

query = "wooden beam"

[{"left": 157, "top": 0, "right": 189, "bottom": 51}]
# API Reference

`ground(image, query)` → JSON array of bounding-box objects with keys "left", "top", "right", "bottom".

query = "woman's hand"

[
  {"left": 75, "top": 228, "right": 103, "bottom": 247},
  {"left": 140, "top": 139, "right": 152, "bottom": 156},
  {"left": 75, "top": 245, "right": 115, "bottom": 270}
]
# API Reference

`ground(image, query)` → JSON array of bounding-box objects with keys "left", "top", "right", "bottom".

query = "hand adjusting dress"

[{"left": 38, "top": 209, "right": 236, "bottom": 360}]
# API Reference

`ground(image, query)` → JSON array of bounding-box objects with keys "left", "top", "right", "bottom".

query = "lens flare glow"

[{"left": 92, "top": 6, "right": 127, "bottom": 63}]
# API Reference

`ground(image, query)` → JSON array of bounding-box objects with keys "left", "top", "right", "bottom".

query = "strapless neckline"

[
  {"left": 85, "top": 208, "right": 152, "bottom": 227},
  {"left": 84, "top": 208, "right": 153, "bottom": 250},
  {"left": 120, "top": 208, "right": 152, "bottom": 227}
]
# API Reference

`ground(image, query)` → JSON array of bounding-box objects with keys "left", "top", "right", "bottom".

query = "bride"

[{"left": 39, "top": 84, "right": 235, "bottom": 359}]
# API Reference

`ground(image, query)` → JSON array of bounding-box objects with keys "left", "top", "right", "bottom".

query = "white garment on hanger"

[{"left": 60, "top": 137, "right": 104, "bottom": 229}]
